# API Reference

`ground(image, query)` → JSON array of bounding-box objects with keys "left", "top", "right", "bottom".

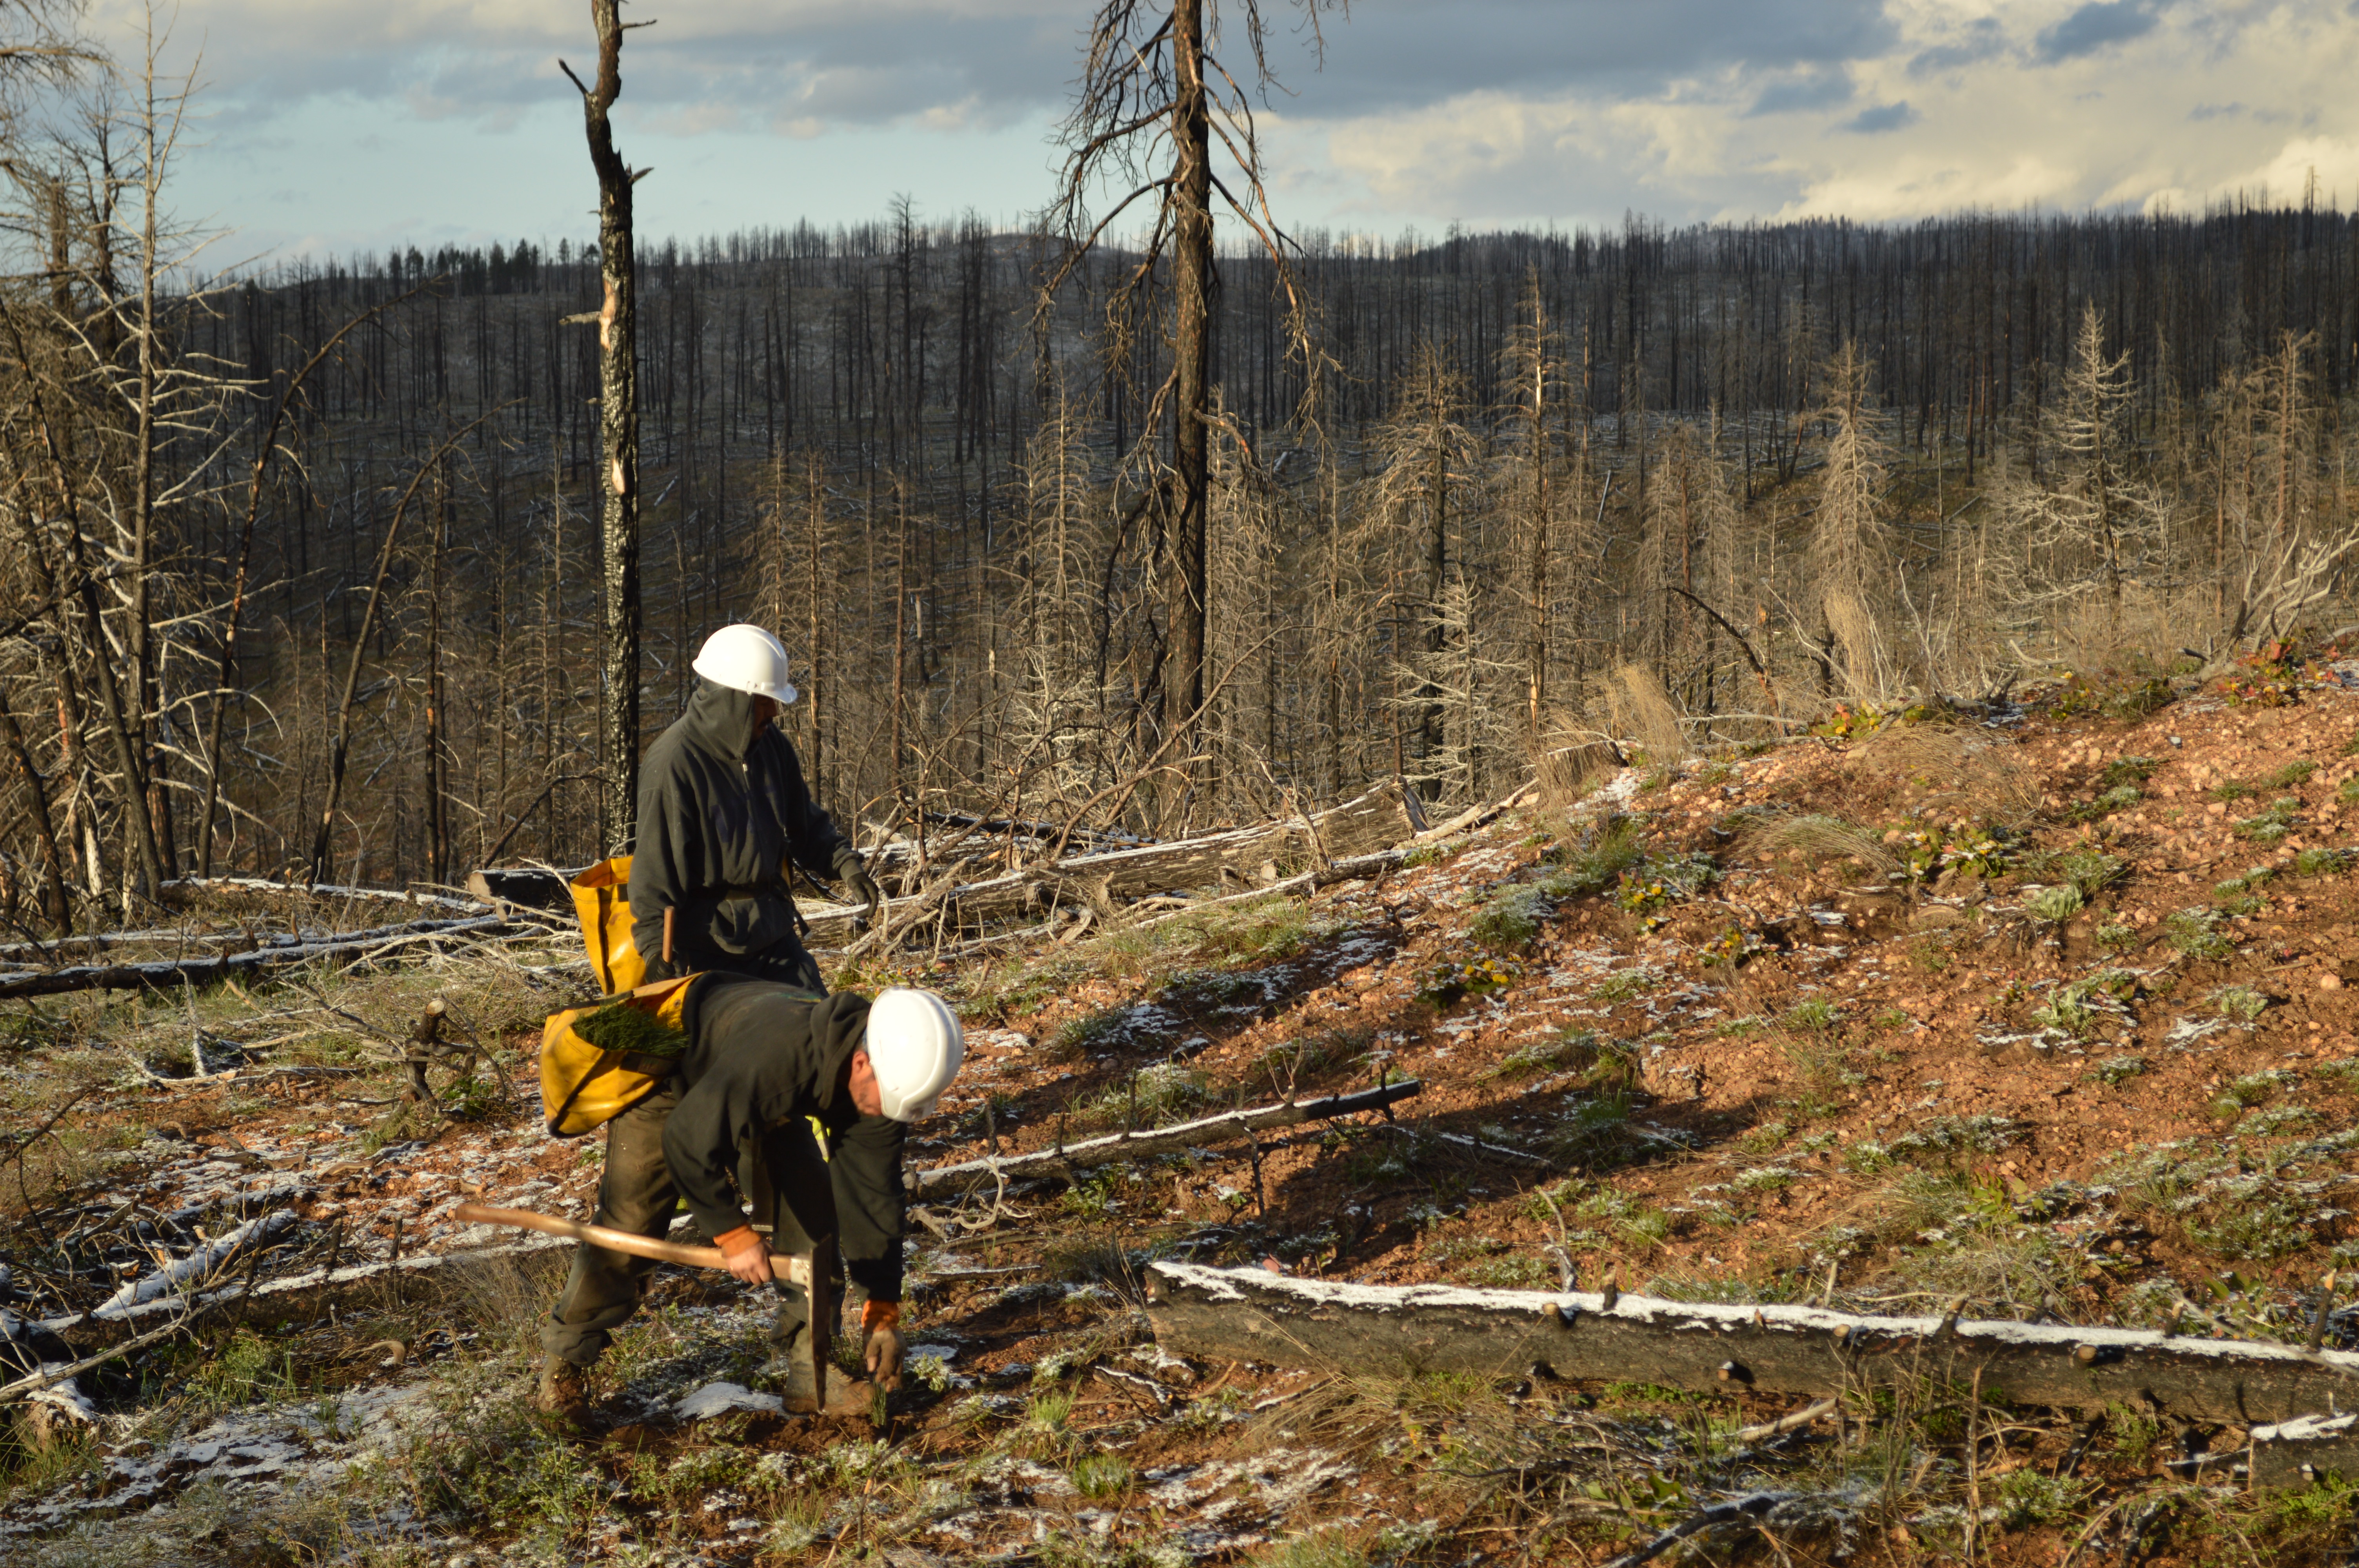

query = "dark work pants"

[{"left": 540, "top": 1084, "right": 839, "bottom": 1368}]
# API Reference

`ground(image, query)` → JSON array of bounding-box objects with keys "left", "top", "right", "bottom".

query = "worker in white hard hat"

[
  {"left": 539, "top": 978, "right": 962, "bottom": 1421},
  {"left": 628, "top": 623, "right": 881, "bottom": 993}
]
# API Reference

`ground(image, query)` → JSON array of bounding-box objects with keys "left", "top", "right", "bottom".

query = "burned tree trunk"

[
  {"left": 1166, "top": 0, "right": 1212, "bottom": 771},
  {"left": 562, "top": 0, "right": 643, "bottom": 857}
]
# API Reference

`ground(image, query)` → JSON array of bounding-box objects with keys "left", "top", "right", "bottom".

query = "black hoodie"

[
  {"left": 665, "top": 977, "right": 907, "bottom": 1301},
  {"left": 629, "top": 679, "right": 854, "bottom": 978}
]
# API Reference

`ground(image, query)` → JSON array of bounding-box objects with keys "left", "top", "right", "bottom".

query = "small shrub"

[
  {"left": 1548, "top": 1094, "right": 1638, "bottom": 1169},
  {"left": 2099, "top": 756, "right": 2162, "bottom": 790},
  {"left": 1736, "top": 1120, "right": 1792, "bottom": 1154},
  {"left": 1538, "top": 817, "right": 1645, "bottom": 899},
  {"left": 2022, "top": 883, "right": 2085, "bottom": 924},
  {"left": 1994, "top": 1470, "right": 2095, "bottom": 1530},
  {"left": 2095, "top": 918, "right": 2138, "bottom": 953},
  {"left": 2341, "top": 775, "right": 2359, "bottom": 805},
  {"left": 2212, "top": 779, "right": 2261, "bottom": 802},
  {"left": 1591, "top": 969, "right": 1658, "bottom": 1004},
  {"left": 2165, "top": 911, "right": 2235, "bottom": 959},
  {"left": 2212, "top": 985, "right": 2270, "bottom": 1023},
  {"left": 1888, "top": 1114, "right": 2018, "bottom": 1160},
  {"left": 1784, "top": 997, "right": 1840, "bottom": 1033},
  {"left": 2270, "top": 760, "right": 2320, "bottom": 789},
  {"left": 2237, "top": 797, "right": 2303, "bottom": 843},
  {"left": 1052, "top": 1007, "right": 1133, "bottom": 1060},
  {"left": 2056, "top": 847, "right": 2128, "bottom": 898},
  {"left": 1469, "top": 884, "right": 1549, "bottom": 951},
  {"left": 1070, "top": 1453, "right": 1134, "bottom": 1499},
  {"left": 2312, "top": 1058, "right": 2359, "bottom": 1089},
  {"left": 1417, "top": 956, "right": 1521, "bottom": 1006},
  {"left": 2092, "top": 1054, "right": 2146, "bottom": 1085},
  {"left": 2295, "top": 847, "right": 2357, "bottom": 876}
]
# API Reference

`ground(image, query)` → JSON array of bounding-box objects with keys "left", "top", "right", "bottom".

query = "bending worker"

[
  {"left": 538, "top": 980, "right": 962, "bottom": 1419},
  {"left": 632, "top": 623, "right": 883, "bottom": 990}
]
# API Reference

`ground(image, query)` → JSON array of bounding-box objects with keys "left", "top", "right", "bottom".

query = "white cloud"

[{"left": 84, "top": 0, "right": 2359, "bottom": 257}]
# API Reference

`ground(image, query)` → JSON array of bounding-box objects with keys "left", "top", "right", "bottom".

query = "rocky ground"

[{"left": 13, "top": 663, "right": 2359, "bottom": 1565}]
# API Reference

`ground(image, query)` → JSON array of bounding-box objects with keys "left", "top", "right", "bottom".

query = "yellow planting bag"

[
  {"left": 539, "top": 975, "right": 694, "bottom": 1138},
  {"left": 571, "top": 856, "right": 645, "bottom": 995}
]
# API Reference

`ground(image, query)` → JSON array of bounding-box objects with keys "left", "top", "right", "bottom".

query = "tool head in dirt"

[
  {"left": 691, "top": 622, "right": 798, "bottom": 704},
  {"left": 861, "top": 987, "right": 963, "bottom": 1122}
]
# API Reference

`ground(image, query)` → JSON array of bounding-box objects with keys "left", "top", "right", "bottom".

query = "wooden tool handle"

[
  {"left": 661, "top": 906, "right": 675, "bottom": 965},
  {"left": 454, "top": 1203, "right": 810, "bottom": 1285}
]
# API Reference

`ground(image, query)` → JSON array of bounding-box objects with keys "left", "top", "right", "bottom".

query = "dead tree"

[
  {"left": 1040, "top": 0, "right": 1339, "bottom": 799},
  {"left": 560, "top": 0, "right": 644, "bottom": 856}
]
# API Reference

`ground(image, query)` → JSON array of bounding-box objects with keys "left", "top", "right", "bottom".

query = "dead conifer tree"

[
  {"left": 1040, "top": 0, "right": 1341, "bottom": 790},
  {"left": 559, "top": 0, "right": 644, "bottom": 856},
  {"left": 1807, "top": 342, "right": 1896, "bottom": 702}
]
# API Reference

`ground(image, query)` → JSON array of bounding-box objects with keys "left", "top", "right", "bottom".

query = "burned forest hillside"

[
  {"left": 14, "top": 197, "right": 2358, "bottom": 915},
  {"left": 18, "top": 671, "right": 2359, "bottom": 1564}
]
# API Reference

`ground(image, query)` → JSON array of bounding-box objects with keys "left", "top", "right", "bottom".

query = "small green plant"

[
  {"left": 1052, "top": 1007, "right": 1133, "bottom": 1060},
  {"left": 2270, "top": 759, "right": 2320, "bottom": 788},
  {"left": 2092, "top": 1054, "right": 2146, "bottom": 1085},
  {"left": 1538, "top": 817, "right": 1645, "bottom": 899},
  {"left": 2056, "top": 847, "right": 2128, "bottom": 898},
  {"left": 2030, "top": 983, "right": 2103, "bottom": 1039},
  {"left": 1993, "top": 1470, "right": 2095, "bottom": 1530},
  {"left": 2099, "top": 756, "right": 2162, "bottom": 790},
  {"left": 2095, "top": 918, "right": 2137, "bottom": 952},
  {"left": 1591, "top": 968, "right": 1658, "bottom": 1004},
  {"left": 2312, "top": 1057, "right": 2359, "bottom": 1089},
  {"left": 2295, "top": 846, "right": 2357, "bottom": 876},
  {"left": 2022, "top": 883, "right": 2085, "bottom": 925},
  {"left": 2212, "top": 984, "right": 2270, "bottom": 1023},
  {"left": 2213, "top": 1069, "right": 2291, "bottom": 1112},
  {"left": 1468, "top": 884, "right": 1550, "bottom": 951},
  {"left": 2212, "top": 779, "right": 2261, "bottom": 801},
  {"left": 2341, "top": 775, "right": 2359, "bottom": 806},
  {"left": 2165, "top": 910, "right": 2235, "bottom": 959},
  {"left": 1070, "top": 1453, "right": 1134, "bottom": 1499},
  {"left": 1736, "top": 1119, "right": 1792, "bottom": 1154},
  {"left": 1548, "top": 1094, "right": 1639, "bottom": 1169},
  {"left": 1783, "top": 997, "right": 1840, "bottom": 1033},
  {"left": 1416, "top": 956, "right": 1521, "bottom": 1006},
  {"left": 2237, "top": 797, "right": 2303, "bottom": 843}
]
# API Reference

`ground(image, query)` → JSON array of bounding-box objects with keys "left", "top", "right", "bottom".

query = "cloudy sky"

[{"left": 83, "top": 0, "right": 2359, "bottom": 263}]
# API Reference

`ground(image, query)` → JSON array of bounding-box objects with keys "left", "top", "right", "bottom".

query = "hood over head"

[{"left": 680, "top": 678, "right": 766, "bottom": 762}]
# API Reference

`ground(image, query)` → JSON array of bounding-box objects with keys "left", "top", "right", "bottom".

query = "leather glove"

[
  {"left": 837, "top": 852, "right": 884, "bottom": 925},
  {"left": 712, "top": 1225, "right": 773, "bottom": 1287},
  {"left": 864, "top": 1327, "right": 905, "bottom": 1391},
  {"left": 862, "top": 1299, "right": 905, "bottom": 1390}
]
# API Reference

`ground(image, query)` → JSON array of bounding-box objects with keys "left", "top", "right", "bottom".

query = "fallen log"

[
  {"left": 801, "top": 783, "right": 1423, "bottom": 948},
  {"left": 0, "top": 913, "right": 534, "bottom": 998},
  {"left": 158, "top": 877, "right": 489, "bottom": 915},
  {"left": 1142, "top": 1265, "right": 2359, "bottom": 1440},
  {"left": 465, "top": 866, "right": 579, "bottom": 912},
  {"left": 44, "top": 1234, "right": 573, "bottom": 1347},
  {"left": 912, "top": 1077, "right": 1423, "bottom": 1194}
]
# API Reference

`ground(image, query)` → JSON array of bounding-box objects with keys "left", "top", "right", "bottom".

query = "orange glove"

[
  {"left": 712, "top": 1225, "right": 773, "bottom": 1287},
  {"left": 861, "top": 1300, "right": 901, "bottom": 1332}
]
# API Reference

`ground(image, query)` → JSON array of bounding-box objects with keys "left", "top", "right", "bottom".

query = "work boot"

[
  {"left": 535, "top": 1355, "right": 592, "bottom": 1426},
  {"left": 761, "top": 1325, "right": 822, "bottom": 1413},
  {"left": 762, "top": 1284, "right": 822, "bottom": 1413}
]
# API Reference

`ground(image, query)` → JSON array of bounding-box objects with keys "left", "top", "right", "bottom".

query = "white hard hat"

[
  {"left": 862, "top": 987, "right": 963, "bottom": 1123},
  {"left": 691, "top": 624, "right": 798, "bottom": 704}
]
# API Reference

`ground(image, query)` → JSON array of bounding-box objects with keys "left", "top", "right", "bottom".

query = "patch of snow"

[{"left": 674, "top": 1381, "right": 785, "bottom": 1421}]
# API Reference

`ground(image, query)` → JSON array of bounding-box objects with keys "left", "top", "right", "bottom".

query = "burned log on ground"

[
  {"left": 0, "top": 913, "right": 541, "bottom": 998},
  {"left": 912, "top": 1077, "right": 1424, "bottom": 1195},
  {"left": 1142, "top": 1263, "right": 2359, "bottom": 1484}
]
